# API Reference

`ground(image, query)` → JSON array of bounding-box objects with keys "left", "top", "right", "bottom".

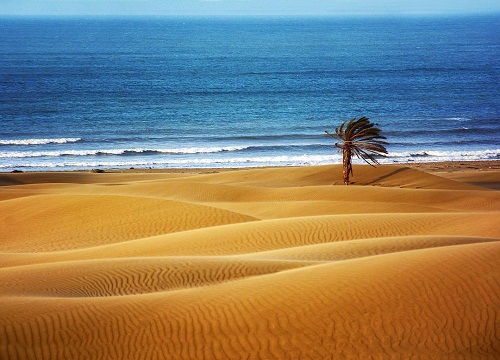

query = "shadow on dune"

[
  {"left": 367, "top": 167, "right": 410, "bottom": 185},
  {"left": 0, "top": 175, "right": 24, "bottom": 186}
]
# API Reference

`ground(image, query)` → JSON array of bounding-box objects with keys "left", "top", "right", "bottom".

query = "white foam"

[
  {"left": 0, "top": 154, "right": 342, "bottom": 170},
  {"left": 0, "top": 150, "right": 101, "bottom": 158},
  {"left": 0, "top": 138, "right": 82, "bottom": 146},
  {"left": 388, "top": 149, "right": 500, "bottom": 160},
  {"left": 0, "top": 146, "right": 250, "bottom": 158},
  {"left": 2, "top": 149, "right": 498, "bottom": 171},
  {"left": 159, "top": 146, "right": 249, "bottom": 154}
]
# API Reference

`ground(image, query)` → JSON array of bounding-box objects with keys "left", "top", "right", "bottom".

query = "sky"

[{"left": 1, "top": 0, "right": 499, "bottom": 17}]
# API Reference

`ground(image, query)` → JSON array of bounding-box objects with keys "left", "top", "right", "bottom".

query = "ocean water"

[{"left": 0, "top": 16, "right": 499, "bottom": 171}]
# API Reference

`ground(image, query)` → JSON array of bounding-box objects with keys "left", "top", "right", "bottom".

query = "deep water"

[{"left": 1, "top": 15, "right": 499, "bottom": 171}]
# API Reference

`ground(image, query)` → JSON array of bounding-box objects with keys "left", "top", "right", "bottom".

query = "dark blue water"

[{"left": 0, "top": 16, "right": 499, "bottom": 171}]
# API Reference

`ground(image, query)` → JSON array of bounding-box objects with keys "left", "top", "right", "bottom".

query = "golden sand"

[{"left": 1, "top": 162, "right": 499, "bottom": 359}]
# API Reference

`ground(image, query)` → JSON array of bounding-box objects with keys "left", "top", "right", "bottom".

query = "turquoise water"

[{"left": 0, "top": 16, "right": 499, "bottom": 171}]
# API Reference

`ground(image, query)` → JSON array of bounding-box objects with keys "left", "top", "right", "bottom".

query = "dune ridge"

[{"left": 1, "top": 164, "right": 499, "bottom": 359}]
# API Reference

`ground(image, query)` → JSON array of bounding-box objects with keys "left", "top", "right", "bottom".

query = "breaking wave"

[{"left": 0, "top": 138, "right": 82, "bottom": 146}]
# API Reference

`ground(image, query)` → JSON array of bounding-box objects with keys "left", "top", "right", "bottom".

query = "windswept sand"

[{"left": 1, "top": 163, "right": 499, "bottom": 359}]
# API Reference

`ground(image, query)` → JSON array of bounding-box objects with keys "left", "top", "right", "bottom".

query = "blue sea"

[{"left": 0, "top": 16, "right": 499, "bottom": 171}]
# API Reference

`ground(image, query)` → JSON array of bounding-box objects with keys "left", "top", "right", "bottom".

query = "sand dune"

[
  {"left": 1, "top": 163, "right": 499, "bottom": 359},
  {"left": 0, "top": 194, "right": 255, "bottom": 252},
  {"left": 0, "top": 257, "right": 314, "bottom": 297}
]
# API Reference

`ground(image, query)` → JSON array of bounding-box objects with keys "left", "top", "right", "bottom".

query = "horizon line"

[{"left": 1, "top": 11, "right": 499, "bottom": 19}]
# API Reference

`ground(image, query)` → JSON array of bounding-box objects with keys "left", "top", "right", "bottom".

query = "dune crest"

[{"left": 1, "top": 164, "right": 499, "bottom": 359}]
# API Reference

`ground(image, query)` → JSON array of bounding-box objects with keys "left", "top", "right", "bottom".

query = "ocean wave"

[
  {"left": 0, "top": 154, "right": 342, "bottom": 170},
  {"left": 0, "top": 146, "right": 251, "bottom": 159},
  {"left": 210, "top": 134, "right": 322, "bottom": 141},
  {"left": 389, "top": 139, "right": 499, "bottom": 147},
  {"left": 2, "top": 149, "right": 499, "bottom": 171},
  {"left": 389, "top": 149, "right": 500, "bottom": 160},
  {"left": 0, "top": 138, "right": 82, "bottom": 146},
  {"left": 0, "top": 144, "right": 332, "bottom": 159},
  {"left": 445, "top": 117, "right": 471, "bottom": 122}
]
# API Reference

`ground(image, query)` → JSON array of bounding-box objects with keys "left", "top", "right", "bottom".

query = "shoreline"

[
  {"left": 3, "top": 160, "right": 499, "bottom": 175},
  {"left": 400, "top": 159, "right": 500, "bottom": 173},
  {"left": 2, "top": 160, "right": 499, "bottom": 190}
]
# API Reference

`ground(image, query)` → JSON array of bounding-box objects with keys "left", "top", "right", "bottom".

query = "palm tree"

[{"left": 325, "top": 117, "right": 388, "bottom": 185}]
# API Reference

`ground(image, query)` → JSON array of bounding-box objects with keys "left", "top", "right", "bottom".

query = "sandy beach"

[{"left": 1, "top": 161, "right": 499, "bottom": 359}]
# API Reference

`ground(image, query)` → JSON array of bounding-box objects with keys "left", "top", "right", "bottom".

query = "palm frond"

[
  {"left": 355, "top": 142, "right": 388, "bottom": 154},
  {"left": 324, "top": 130, "right": 337, "bottom": 139}
]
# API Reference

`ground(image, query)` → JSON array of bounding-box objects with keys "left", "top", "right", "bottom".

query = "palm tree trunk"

[{"left": 342, "top": 146, "right": 352, "bottom": 185}]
